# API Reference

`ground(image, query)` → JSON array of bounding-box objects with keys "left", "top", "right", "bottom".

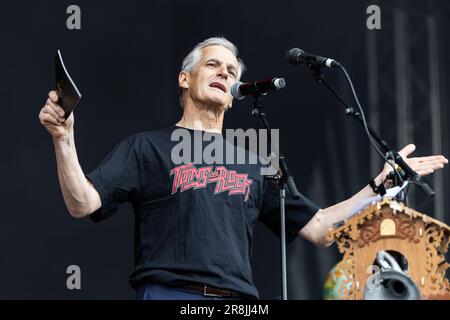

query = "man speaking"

[{"left": 38, "top": 37, "right": 448, "bottom": 300}]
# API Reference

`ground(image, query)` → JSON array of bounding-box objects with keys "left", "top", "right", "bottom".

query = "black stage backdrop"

[{"left": 0, "top": 0, "right": 449, "bottom": 299}]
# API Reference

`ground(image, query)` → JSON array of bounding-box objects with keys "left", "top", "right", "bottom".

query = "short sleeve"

[
  {"left": 259, "top": 179, "right": 320, "bottom": 243},
  {"left": 86, "top": 138, "right": 141, "bottom": 222}
]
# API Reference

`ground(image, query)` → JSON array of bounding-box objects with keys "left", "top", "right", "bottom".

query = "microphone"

[
  {"left": 231, "top": 78, "right": 286, "bottom": 100},
  {"left": 286, "top": 48, "right": 339, "bottom": 68}
]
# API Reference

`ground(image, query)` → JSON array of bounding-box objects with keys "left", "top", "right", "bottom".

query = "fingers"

[
  {"left": 398, "top": 144, "right": 416, "bottom": 157},
  {"left": 414, "top": 164, "right": 444, "bottom": 173},
  {"left": 46, "top": 98, "right": 65, "bottom": 117},
  {"left": 42, "top": 104, "right": 65, "bottom": 123},
  {"left": 49, "top": 90, "right": 59, "bottom": 103},
  {"left": 415, "top": 168, "right": 435, "bottom": 176},
  {"left": 405, "top": 154, "right": 448, "bottom": 177},
  {"left": 422, "top": 157, "right": 448, "bottom": 166},
  {"left": 43, "top": 96, "right": 66, "bottom": 121},
  {"left": 388, "top": 144, "right": 448, "bottom": 178},
  {"left": 420, "top": 159, "right": 446, "bottom": 168},
  {"left": 39, "top": 91, "right": 66, "bottom": 126},
  {"left": 39, "top": 111, "right": 62, "bottom": 126},
  {"left": 409, "top": 155, "right": 448, "bottom": 163},
  {"left": 408, "top": 156, "right": 448, "bottom": 170}
]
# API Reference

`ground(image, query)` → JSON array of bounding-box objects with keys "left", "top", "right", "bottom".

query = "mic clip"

[{"left": 309, "top": 63, "right": 326, "bottom": 83}]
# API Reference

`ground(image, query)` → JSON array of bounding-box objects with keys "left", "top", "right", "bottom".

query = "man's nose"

[{"left": 217, "top": 64, "right": 229, "bottom": 79}]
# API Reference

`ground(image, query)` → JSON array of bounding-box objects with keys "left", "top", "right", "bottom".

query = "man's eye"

[{"left": 207, "top": 63, "right": 216, "bottom": 67}]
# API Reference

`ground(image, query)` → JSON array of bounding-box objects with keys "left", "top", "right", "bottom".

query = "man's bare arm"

[
  {"left": 299, "top": 144, "right": 448, "bottom": 247},
  {"left": 39, "top": 91, "right": 101, "bottom": 218},
  {"left": 299, "top": 183, "right": 377, "bottom": 247}
]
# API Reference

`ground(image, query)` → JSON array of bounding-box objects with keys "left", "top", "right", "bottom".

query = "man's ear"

[{"left": 178, "top": 71, "right": 189, "bottom": 89}]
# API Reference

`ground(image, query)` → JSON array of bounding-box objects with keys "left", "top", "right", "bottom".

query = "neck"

[{"left": 176, "top": 100, "right": 225, "bottom": 133}]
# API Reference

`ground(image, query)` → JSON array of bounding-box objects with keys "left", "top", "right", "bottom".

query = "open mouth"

[{"left": 209, "top": 82, "right": 227, "bottom": 93}]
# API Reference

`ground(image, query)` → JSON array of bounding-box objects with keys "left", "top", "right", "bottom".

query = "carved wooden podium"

[{"left": 326, "top": 198, "right": 450, "bottom": 299}]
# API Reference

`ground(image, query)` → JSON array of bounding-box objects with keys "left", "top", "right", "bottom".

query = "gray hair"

[
  {"left": 179, "top": 37, "right": 246, "bottom": 107},
  {"left": 181, "top": 37, "right": 245, "bottom": 80}
]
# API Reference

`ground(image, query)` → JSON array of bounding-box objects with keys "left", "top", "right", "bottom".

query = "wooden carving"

[{"left": 326, "top": 199, "right": 450, "bottom": 299}]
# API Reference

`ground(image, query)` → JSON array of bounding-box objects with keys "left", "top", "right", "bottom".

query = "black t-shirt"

[{"left": 86, "top": 126, "right": 320, "bottom": 299}]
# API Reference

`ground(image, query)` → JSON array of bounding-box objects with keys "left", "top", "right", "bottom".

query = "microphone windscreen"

[
  {"left": 231, "top": 82, "right": 245, "bottom": 100},
  {"left": 285, "top": 48, "right": 304, "bottom": 65}
]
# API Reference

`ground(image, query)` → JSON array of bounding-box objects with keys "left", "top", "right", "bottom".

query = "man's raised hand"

[{"left": 39, "top": 90, "right": 74, "bottom": 139}]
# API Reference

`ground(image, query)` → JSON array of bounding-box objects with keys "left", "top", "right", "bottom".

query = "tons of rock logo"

[{"left": 170, "top": 164, "right": 253, "bottom": 201}]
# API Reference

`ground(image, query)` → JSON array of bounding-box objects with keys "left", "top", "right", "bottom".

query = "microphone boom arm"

[{"left": 308, "top": 64, "right": 435, "bottom": 197}]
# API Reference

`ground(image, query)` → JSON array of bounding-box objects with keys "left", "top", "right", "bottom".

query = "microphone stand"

[
  {"left": 307, "top": 64, "right": 435, "bottom": 198},
  {"left": 250, "top": 93, "right": 301, "bottom": 301}
]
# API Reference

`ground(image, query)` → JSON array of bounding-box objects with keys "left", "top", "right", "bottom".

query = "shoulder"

[{"left": 122, "top": 126, "right": 174, "bottom": 146}]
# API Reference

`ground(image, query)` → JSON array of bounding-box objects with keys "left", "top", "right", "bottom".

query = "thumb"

[{"left": 398, "top": 144, "right": 416, "bottom": 158}]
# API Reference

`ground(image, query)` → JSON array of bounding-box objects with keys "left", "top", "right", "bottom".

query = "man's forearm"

[
  {"left": 299, "top": 174, "right": 382, "bottom": 247},
  {"left": 53, "top": 134, "right": 101, "bottom": 218},
  {"left": 321, "top": 176, "right": 381, "bottom": 228}
]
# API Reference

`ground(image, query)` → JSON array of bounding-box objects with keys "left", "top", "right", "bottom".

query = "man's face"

[{"left": 180, "top": 45, "right": 239, "bottom": 110}]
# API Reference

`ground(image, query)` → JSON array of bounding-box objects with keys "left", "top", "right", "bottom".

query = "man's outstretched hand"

[
  {"left": 378, "top": 144, "right": 448, "bottom": 183},
  {"left": 301, "top": 144, "right": 448, "bottom": 247}
]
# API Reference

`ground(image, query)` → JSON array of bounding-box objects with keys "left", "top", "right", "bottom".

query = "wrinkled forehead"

[{"left": 199, "top": 45, "right": 239, "bottom": 68}]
